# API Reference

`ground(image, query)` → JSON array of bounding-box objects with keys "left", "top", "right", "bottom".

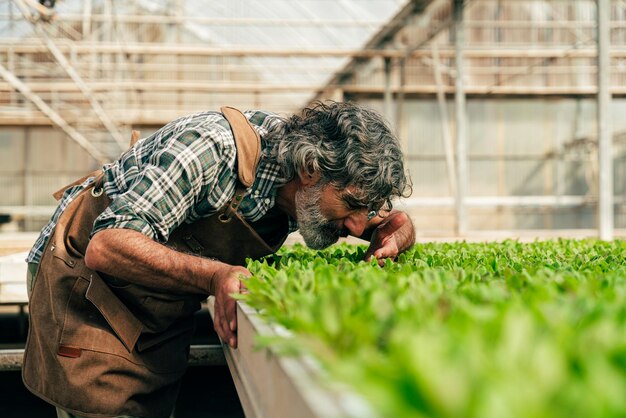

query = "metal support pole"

[
  {"left": 82, "top": 0, "right": 92, "bottom": 39},
  {"left": 9, "top": 0, "right": 15, "bottom": 31},
  {"left": 432, "top": 41, "right": 457, "bottom": 198},
  {"left": 454, "top": 0, "right": 468, "bottom": 236},
  {"left": 597, "top": 0, "right": 613, "bottom": 240},
  {"left": 383, "top": 57, "right": 393, "bottom": 122},
  {"left": 396, "top": 58, "right": 408, "bottom": 154},
  {"left": 22, "top": 128, "right": 30, "bottom": 208}
]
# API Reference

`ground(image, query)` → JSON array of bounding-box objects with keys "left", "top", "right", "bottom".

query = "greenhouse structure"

[
  {"left": 1, "top": 1, "right": 625, "bottom": 418},
  {"left": 1, "top": 0, "right": 624, "bottom": 239}
]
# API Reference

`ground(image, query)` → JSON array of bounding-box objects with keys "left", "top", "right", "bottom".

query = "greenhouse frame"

[
  {"left": 0, "top": 0, "right": 624, "bottom": 240},
  {"left": 2, "top": 1, "right": 626, "bottom": 418}
]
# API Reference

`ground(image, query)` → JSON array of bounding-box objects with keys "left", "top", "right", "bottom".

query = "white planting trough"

[{"left": 207, "top": 297, "right": 375, "bottom": 418}]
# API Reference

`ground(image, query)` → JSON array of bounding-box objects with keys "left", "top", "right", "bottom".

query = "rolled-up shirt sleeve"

[{"left": 92, "top": 128, "right": 233, "bottom": 242}]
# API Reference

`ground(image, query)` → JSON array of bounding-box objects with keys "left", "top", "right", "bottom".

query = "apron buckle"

[{"left": 218, "top": 213, "right": 232, "bottom": 223}]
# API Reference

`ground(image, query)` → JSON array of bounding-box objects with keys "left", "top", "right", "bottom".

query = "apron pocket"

[
  {"left": 135, "top": 319, "right": 194, "bottom": 374},
  {"left": 59, "top": 273, "right": 190, "bottom": 374},
  {"left": 85, "top": 273, "right": 144, "bottom": 351},
  {"left": 139, "top": 295, "right": 186, "bottom": 332},
  {"left": 136, "top": 319, "right": 194, "bottom": 353},
  {"left": 59, "top": 274, "right": 143, "bottom": 356}
]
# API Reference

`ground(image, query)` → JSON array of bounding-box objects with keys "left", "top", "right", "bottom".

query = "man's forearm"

[
  {"left": 84, "top": 228, "right": 232, "bottom": 295},
  {"left": 395, "top": 211, "right": 416, "bottom": 253}
]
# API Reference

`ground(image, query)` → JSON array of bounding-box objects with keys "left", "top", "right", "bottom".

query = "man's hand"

[
  {"left": 211, "top": 265, "right": 251, "bottom": 349},
  {"left": 364, "top": 211, "right": 415, "bottom": 265}
]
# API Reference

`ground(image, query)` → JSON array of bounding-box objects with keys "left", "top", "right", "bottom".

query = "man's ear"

[{"left": 299, "top": 170, "right": 321, "bottom": 186}]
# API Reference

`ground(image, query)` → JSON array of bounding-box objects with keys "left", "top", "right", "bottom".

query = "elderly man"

[{"left": 23, "top": 101, "right": 414, "bottom": 418}]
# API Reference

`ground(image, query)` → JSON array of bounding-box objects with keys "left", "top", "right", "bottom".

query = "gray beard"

[{"left": 295, "top": 184, "right": 342, "bottom": 250}]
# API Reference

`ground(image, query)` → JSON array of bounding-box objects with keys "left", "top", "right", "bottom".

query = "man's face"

[
  {"left": 295, "top": 184, "right": 343, "bottom": 249},
  {"left": 295, "top": 183, "right": 370, "bottom": 249}
]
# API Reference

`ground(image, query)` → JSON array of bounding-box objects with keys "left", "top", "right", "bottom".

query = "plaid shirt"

[{"left": 27, "top": 110, "right": 298, "bottom": 264}]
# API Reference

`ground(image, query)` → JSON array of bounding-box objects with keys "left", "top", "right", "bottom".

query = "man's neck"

[{"left": 275, "top": 179, "right": 300, "bottom": 219}]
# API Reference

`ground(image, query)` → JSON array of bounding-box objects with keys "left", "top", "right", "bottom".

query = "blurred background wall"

[{"left": 1, "top": 0, "right": 624, "bottom": 239}]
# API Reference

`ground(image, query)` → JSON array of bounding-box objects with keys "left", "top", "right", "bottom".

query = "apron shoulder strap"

[
  {"left": 220, "top": 106, "right": 261, "bottom": 188},
  {"left": 52, "top": 169, "right": 102, "bottom": 201}
]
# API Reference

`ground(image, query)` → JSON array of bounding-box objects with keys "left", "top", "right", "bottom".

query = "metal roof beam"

[
  {"left": 13, "top": 0, "right": 127, "bottom": 153},
  {"left": 0, "top": 62, "right": 107, "bottom": 163},
  {"left": 310, "top": 0, "right": 444, "bottom": 103},
  {"left": 7, "top": 42, "right": 626, "bottom": 58},
  {"left": 0, "top": 13, "right": 385, "bottom": 27}
]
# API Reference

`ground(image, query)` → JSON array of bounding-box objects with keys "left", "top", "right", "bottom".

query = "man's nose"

[{"left": 343, "top": 212, "right": 367, "bottom": 237}]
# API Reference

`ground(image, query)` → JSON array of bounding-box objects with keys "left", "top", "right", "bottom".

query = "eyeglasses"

[
  {"left": 367, "top": 199, "right": 393, "bottom": 221},
  {"left": 340, "top": 189, "right": 393, "bottom": 221}
]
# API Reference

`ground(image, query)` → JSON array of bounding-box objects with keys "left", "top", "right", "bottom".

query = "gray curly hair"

[{"left": 266, "top": 101, "right": 411, "bottom": 212}]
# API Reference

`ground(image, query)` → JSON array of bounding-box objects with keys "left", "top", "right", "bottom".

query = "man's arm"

[
  {"left": 85, "top": 228, "right": 248, "bottom": 348},
  {"left": 360, "top": 210, "right": 416, "bottom": 263},
  {"left": 85, "top": 126, "right": 245, "bottom": 347}
]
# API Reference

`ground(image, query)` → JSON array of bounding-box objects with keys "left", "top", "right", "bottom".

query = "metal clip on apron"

[{"left": 23, "top": 107, "right": 289, "bottom": 418}]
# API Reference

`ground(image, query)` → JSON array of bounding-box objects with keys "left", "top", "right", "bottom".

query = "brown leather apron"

[{"left": 22, "top": 108, "right": 288, "bottom": 418}]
